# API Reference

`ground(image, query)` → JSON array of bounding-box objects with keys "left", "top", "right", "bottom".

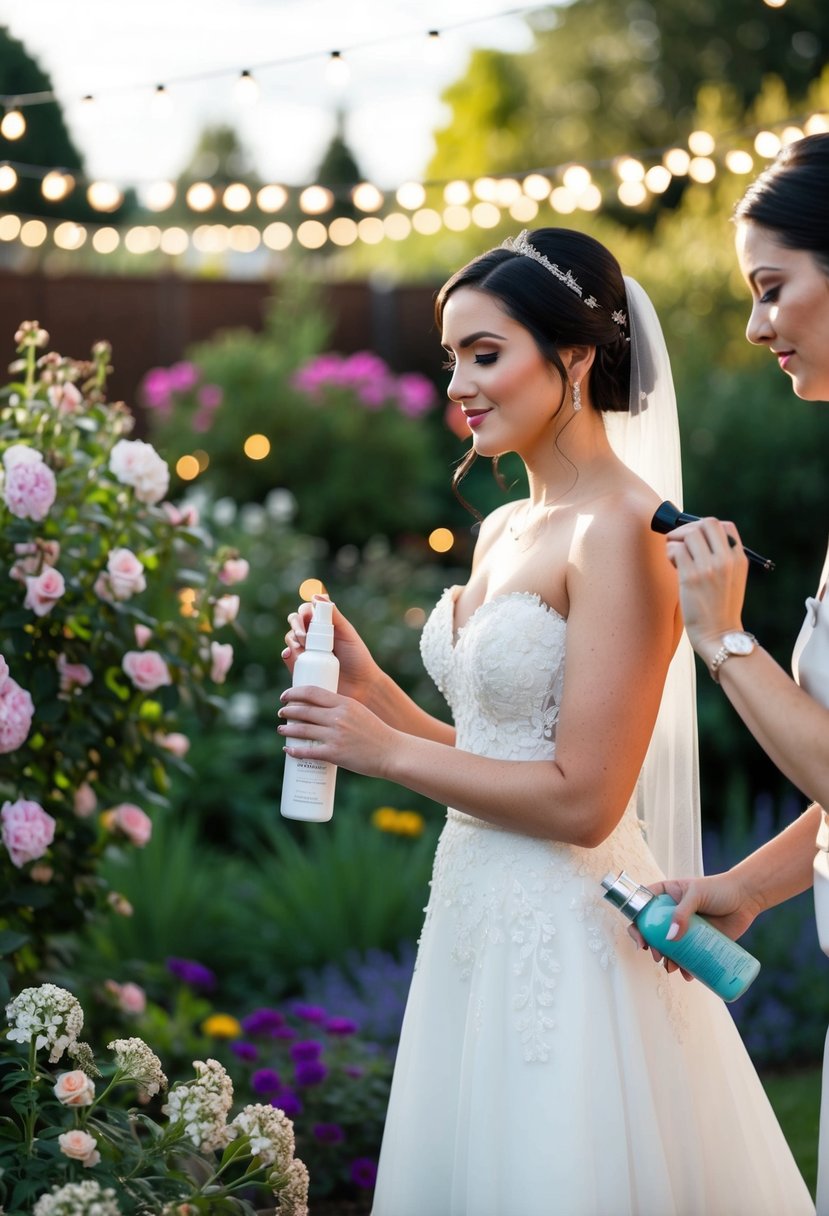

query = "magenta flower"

[
  {"left": 1, "top": 799, "right": 56, "bottom": 867},
  {"left": 140, "top": 367, "right": 174, "bottom": 413},
  {"left": 396, "top": 372, "right": 436, "bottom": 417},
  {"left": 167, "top": 361, "right": 199, "bottom": 393}
]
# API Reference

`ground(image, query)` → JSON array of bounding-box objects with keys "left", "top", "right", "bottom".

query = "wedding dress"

[{"left": 370, "top": 584, "right": 814, "bottom": 1216}]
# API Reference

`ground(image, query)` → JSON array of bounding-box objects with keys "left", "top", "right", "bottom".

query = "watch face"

[{"left": 723, "top": 631, "right": 755, "bottom": 655}]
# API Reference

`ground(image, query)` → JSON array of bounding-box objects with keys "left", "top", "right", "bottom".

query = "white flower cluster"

[
  {"left": 107, "top": 1036, "right": 167, "bottom": 1097},
  {"left": 6, "top": 983, "right": 83, "bottom": 1063},
  {"left": 33, "top": 1179, "right": 122, "bottom": 1216},
  {"left": 162, "top": 1057, "right": 235, "bottom": 1152},
  {"left": 109, "top": 438, "right": 170, "bottom": 505},
  {"left": 231, "top": 1101, "right": 295, "bottom": 1168},
  {"left": 274, "top": 1156, "right": 310, "bottom": 1216}
]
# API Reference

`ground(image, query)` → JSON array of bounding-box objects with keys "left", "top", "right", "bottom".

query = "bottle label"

[
  {"left": 667, "top": 920, "right": 755, "bottom": 983},
  {"left": 289, "top": 758, "right": 335, "bottom": 806}
]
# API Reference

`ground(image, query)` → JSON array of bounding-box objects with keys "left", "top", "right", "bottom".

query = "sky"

[{"left": 0, "top": 0, "right": 539, "bottom": 191}]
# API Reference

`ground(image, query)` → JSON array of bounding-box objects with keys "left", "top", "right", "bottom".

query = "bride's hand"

[{"left": 282, "top": 595, "right": 380, "bottom": 703}]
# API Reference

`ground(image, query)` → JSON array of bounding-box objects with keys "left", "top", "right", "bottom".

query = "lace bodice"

[{"left": 420, "top": 586, "right": 567, "bottom": 761}]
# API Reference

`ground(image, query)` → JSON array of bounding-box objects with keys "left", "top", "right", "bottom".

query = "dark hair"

[
  {"left": 435, "top": 227, "right": 631, "bottom": 510},
  {"left": 734, "top": 133, "right": 829, "bottom": 274}
]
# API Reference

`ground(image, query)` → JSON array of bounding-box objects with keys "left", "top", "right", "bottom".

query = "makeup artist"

[{"left": 642, "top": 133, "right": 829, "bottom": 1212}]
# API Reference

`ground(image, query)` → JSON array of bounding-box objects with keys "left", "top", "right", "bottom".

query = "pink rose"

[
  {"left": 1, "top": 799, "right": 56, "bottom": 867},
  {"left": 0, "top": 678, "right": 35, "bottom": 753},
  {"left": 0, "top": 654, "right": 8, "bottom": 693},
  {"left": 3, "top": 453, "right": 57, "bottom": 521},
  {"left": 58, "top": 1129, "right": 100, "bottom": 1167},
  {"left": 111, "top": 802, "right": 152, "bottom": 847},
  {"left": 209, "top": 641, "right": 233, "bottom": 684},
  {"left": 105, "top": 979, "right": 146, "bottom": 1014},
  {"left": 122, "top": 650, "right": 172, "bottom": 692},
  {"left": 54, "top": 1069, "right": 95, "bottom": 1106},
  {"left": 9, "top": 539, "right": 60, "bottom": 581},
  {"left": 156, "top": 731, "right": 190, "bottom": 758},
  {"left": 109, "top": 438, "right": 170, "bottom": 504},
  {"left": 73, "top": 782, "right": 98, "bottom": 818},
  {"left": 163, "top": 501, "right": 200, "bottom": 527},
  {"left": 23, "top": 567, "right": 65, "bottom": 617},
  {"left": 218, "top": 558, "right": 249, "bottom": 585},
  {"left": 57, "top": 654, "right": 93, "bottom": 695},
  {"left": 134, "top": 624, "right": 152, "bottom": 648},
  {"left": 213, "top": 594, "right": 239, "bottom": 628},
  {"left": 106, "top": 547, "right": 146, "bottom": 600},
  {"left": 47, "top": 382, "right": 83, "bottom": 415}
]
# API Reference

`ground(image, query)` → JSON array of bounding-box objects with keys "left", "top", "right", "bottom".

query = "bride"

[{"left": 279, "top": 227, "right": 814, "bottom": 1215}]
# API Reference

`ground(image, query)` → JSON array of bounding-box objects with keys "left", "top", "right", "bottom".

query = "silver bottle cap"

[{"left": 600, "top": 871, "right": 655, "bottom": 921}]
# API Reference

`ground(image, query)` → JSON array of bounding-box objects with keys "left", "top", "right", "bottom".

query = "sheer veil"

[{"left": 603, "top": 276, "right": 703, "bottom": 878}]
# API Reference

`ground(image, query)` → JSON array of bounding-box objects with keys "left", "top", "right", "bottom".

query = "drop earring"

[{"left": 571, "top": 380, "right": 582, "bottom": 411}]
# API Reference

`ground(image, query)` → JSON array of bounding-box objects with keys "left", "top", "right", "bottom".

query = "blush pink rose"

[
  {"left": 1, "top": 799, "right": 56, "bottom": 867},
  {"left": 93, "top": 572, "right": 114, "bottom": 603},
  {"left": 209, "top": 641, "right": 233, "bottom": 684},
  {"left": 48, "top": 382, "right": 83, "bottom": 415},
  {"left": 106, "top": 547, "right": 146, "bottom": 600},
  {"left": 218, "top": 558, "right": 249, "bottom": 585},
  {"left": 134, "top": 624, "right": 152, "bottom": 648},
  {"left": 163, "top": 501, "right": 199, "bottom": 527},
  {"left": 9, "top": 539, "right": 60, "bottom": 581},
  {"left": 54, "top": 1069, "right": 95, "bottom": 1106},
  {"left": 122, "top": 650, "right": 172, "bottom": 692},
  {"left": 105, "top": 979, "right": 147, "bottom": 1014},
  {"left": 0, "top": 654, "right": 8, "bottom": 693},
  {"left": 58, "top": 1129, "right": 100, "bottom": 1167},
  {"left": 156, "top": 731, "right": 190, "bottom": 758},
  {"left": 109, "top": 438, "right": 170, "bottom": 505},
  {"left": 111, "top": 802, "right": 152, "bottom": 847},
  {"left": 73, "top": 781, "right": 97, "bottom": 818},
  {"left": 213, "top": 594, "right": 239, "bottom": 628},
  {"left": 23, "top": 567, "right": 65, "bottom": 617},
  {"left": 0, "top": 678, "right": 35, "bottom": 753},
  {"left": 57, "top": 654, "right": 93, "bottom": 695},
  {"left": 3, "top": 453, "right": 57, "bottom": 521}
]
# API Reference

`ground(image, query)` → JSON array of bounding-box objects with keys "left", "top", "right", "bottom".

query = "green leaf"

[
  {"left": 104, "top": 666, "right": 131, "bottom": 701},
  {"left": 0, "top": 930, "right": 29, "bottom": 955}
]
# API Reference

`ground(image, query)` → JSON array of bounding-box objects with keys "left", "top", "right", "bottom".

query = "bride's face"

[
  {"left": 440, "top": 287, "right": 565, "bottom": 458},
  {"left": 736, "top": 220, "right": 829, "bottom": 402}
]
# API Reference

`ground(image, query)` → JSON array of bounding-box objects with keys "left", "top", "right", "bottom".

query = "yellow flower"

[
  {"left": 201, "top": 1013, "right": 242, "bottom": 1039},
  {"left": 371, "top": 806, "right": 424, "bottom": 837}
]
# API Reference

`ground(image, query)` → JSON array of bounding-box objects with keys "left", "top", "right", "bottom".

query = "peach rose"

[
  {"left": 111, "top": 803, "right": 152, "bottom": 847},
  {"left": 73, "top": 781, "right": 98, "bottom": 818},
  {"left": 156, "top": 731, "right": 190, "bottom": 758},
  {"left": 58, "top": 1128, "right": 100, "bottom": 1166},
  {"left": 54, "top": 1069, "right": 95, "bottom": 1106}
]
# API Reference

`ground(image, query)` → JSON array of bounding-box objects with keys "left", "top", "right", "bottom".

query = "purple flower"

[
  {"left": 290, "top": 1039, "right": 323, "bottom": 1063},
  {"left": 325, "top": 1016, "right": 358, "bottom": 1036},
  {"left": 165, "top": 957, "right": 216, "bottom": 991},
  {"left": 313, "top": 1122, "right": 345, "bottom": 1143},
  {"left": 342, "top": 1064, "right": 364, "bottom": 1079},
  {"left": 230, "top": 1041, "right": 258, "bottom": 1062},
  {"left": 272, "top": 1090, "right": 303, "bottom": 1118},
  {"left": 273, "top": 1025, "right": 297, "bottom": 1040},
  {"left": 291, "top": 1002, "right": 327, "bottom": 1023},
  {"left": 294, "top": 1060, "right": 328, "bottom": 1087},
  {"left": 251, "top": 1068, "right": 281, "bottom": 1095},
  {"left": 241, "top": 1008, "right": 285, "bottom": 1035},
  {"left": 350, "top": 1157, "right": 378, "bottom": 1188}
]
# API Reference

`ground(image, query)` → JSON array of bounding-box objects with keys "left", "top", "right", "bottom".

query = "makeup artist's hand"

[
  {"left": 629, "top": 873, "right": 760, "bottom": 977},
  {"left": 665, "top": 517, "right": 749, "bottom": 662},
  {"left": 283, "top": 595, "right": 380, "bottom": 703},
  {"left": 278, "top": 684, "right": 398, "bottom": 779}
]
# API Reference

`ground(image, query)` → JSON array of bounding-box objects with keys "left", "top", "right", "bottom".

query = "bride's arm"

[{"left": 279, "top": 501, "right": 677, "bottom": 845}]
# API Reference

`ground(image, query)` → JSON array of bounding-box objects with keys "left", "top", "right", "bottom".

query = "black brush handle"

[{"left": 651, "top": 501, "right": 775, "bottom": 571}]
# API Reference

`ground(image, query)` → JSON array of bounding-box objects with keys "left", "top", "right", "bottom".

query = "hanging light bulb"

[
  {"left": 236, "top": 69, "right": 259, "bottom": 103},
  {"left": 326, "top": 51, "right": 350, "bottom": 88},
  {"left": 1, "top": 109, "right": 26, "bottom": 140},
  {"left": 152, "top": 84, "right": 172, "bottom": 115},
  {"left": 41, "top": 171, "right": 74, "bottom": 202},
  {"left": 0, "top": 164, "right": 17, "bottom": 191},
  {"left": 425, "top": 29, "right": 445, "bottom": 64}
]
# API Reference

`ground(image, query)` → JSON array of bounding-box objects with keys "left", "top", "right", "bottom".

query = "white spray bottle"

[{"left": 280, "top": 599, "right": 340, "bottom": 822}]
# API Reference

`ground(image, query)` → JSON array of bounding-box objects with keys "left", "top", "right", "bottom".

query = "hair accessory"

[
  {"left": 611, "top": 309, "right": 627, "bottom": 328},
  {"left": 503, "top": 230, "right": 599, "bottom": 308},
  {"left": 571, "top": 380, "right": 582, "bottom": 411}
]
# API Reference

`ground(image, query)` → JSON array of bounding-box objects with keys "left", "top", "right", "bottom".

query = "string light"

[
  {"left": 235, "top": 70, "right": 259, "bottom": 103},
  {"left": 0, "top": 110, "right": 26, "bottom": 140},
  {"left": 325, "top": 50, "right": 350, "bottom": 88}
]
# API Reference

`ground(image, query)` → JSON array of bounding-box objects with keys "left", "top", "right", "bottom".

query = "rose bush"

[{"left": 0, "top": 322, "right": 247, "bottom": 998}]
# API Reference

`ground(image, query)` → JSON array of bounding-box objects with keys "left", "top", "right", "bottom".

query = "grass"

[{"left": 761, "top": 1065, "right": 822, "bottom": 1198}]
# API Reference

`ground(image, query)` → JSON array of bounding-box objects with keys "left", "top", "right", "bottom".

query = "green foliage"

[
  {"left": 140, "top": 282, "right": 447, "bottom": 547},
  {"left": 0, "top": 323, "right": 244, "bottom": 990}
]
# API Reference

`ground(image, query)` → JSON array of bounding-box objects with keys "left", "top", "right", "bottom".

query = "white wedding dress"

[{"left": 371, "top": 586, "right": 814, "bottom": 1216}]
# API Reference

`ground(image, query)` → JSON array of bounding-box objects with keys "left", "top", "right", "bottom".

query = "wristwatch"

[{"left": 709, "top": 631, "right": 757, "bottom": 683}]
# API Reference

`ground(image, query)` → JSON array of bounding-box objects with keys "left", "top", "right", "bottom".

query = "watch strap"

[{"left": 710, "top": 633, "right": 757, "bottom": 684}]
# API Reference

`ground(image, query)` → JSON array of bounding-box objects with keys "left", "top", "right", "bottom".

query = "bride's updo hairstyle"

[
  {"left": 734, "top": 133, "right": 829, "bottom": 274},
  {"left": 436, "top": 226, "right": 632, "bottom": 413}
]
